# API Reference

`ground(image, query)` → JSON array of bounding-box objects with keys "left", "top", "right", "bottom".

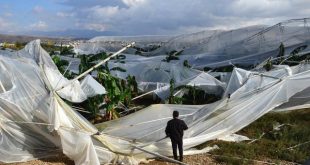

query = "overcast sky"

[{"left": 0, "top": 0, "right": 309, "bottom": 37}]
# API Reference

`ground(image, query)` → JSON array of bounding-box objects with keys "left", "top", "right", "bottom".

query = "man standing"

[{"left": 165, "top": 111, "right": 188, "bottom": 162}]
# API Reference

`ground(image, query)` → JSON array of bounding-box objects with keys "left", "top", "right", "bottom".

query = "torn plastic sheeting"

[
  {"left": 73, "top": 19, "right": 310, "bottom": 71},
  {"left": 107, "top": 61, "right": 226, "bottom": 100},
  {"left": 24, "top": 40, "right": 106, "bottom": 103},
  {"left": 152, "top": 72, "right": 225, "bottom": 100},
  {"left": 217, "top": 134, "right": 251, "bottom": 142},
  {"left": 0, "top": 40, "right": 101, "bottom": 164},
  {"left": 81, "top": 75, "right": 106, "bottom": 97},
  {"left": 1, "top": 39, "right": 310, "bottom": 165},
  {"left": 95, "top": 65, "right": 310, "bottom": 162}
]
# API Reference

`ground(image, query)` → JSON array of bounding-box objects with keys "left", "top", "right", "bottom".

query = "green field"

[{"left": 198, "top": 109, "right": 310, "bottom": 165}]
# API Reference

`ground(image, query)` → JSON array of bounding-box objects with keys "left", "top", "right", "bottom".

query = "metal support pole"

[
  {"left": 132, "top": 145, "right": 188, "bottom": 165},
  {"left": 132, "top": 90, "right": 155, "bottom": 100},
  {"left": 55, "top": 42, "right": 135, "bottom": 91},
  {"left": 252, "top": 73, "right": 281, "bottom": 80},
  {"left": 0, "top": 80, "right": 6, "bottom": 92}
]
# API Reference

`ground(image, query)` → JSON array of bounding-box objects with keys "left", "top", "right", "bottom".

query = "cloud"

[
  {"left": 231, "top": 0, "right": 290, "bottom": 15},
  {"left": 56, "top": 12, "right": 74, "bottom": 18},
  {"left": 0, "top": 16, "right": 18, "bottom": 33},
  {"left": 3, "top": 12, "right": 13, "bottom": 17},
  {"left": 85, "top": 23, "right": 107, "bottom": 31},
  {"left": 59, "top": 0, "right": 125, "bottom": 9},
  {"left": 57, "top": 0, "right": 307, "bottom": 35},
  {"left": 87, "top": 5, "right": 119, "bottom": 18},
  {"left": 30, "top": 21, "right": 48, "bottom": 30},
  {"left": 63, "top": 0, "right": 219, "bottom": 34},
  {"left": 32, "top": 6, "right": 44, "bottom": 14},
  {"left": 122, "top": 0, "right": 146, "bottom": 7},
  {"left": 76, "top": 22, "right": 108, "bottom": 31},
  {"left": 0, "top": 17, "right": 11, "bottom": 28},
  {"left": 6, "top": 0, "right": 310, "bottom": 36}
]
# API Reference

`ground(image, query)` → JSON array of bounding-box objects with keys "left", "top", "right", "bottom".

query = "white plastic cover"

[
  {"left": 0, "top": 40, "right": 105, "bottom": 164},
  {"left": 108, "top": 58, "right": 226, "bottom": 99},
  {"left": 95, "top": 64, "right": 310, "bottom": 162},
  {"left": 74, "top": 18, "right": 310, "bottom": 70},
  {"left": 81, "top": 75, "right": 107, "bottom": 97},
  {"left": 0, "top": 39, "right": 310, "bottom": 165},
  {"left": 59, "top": 55, "right": 225, "bottom": 99}
]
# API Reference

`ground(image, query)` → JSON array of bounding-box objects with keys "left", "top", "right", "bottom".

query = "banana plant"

[
  {"left": 97, "top": 70, "right": 134, "bottom": 120},
  {"left": 163, "top": 50, "right": 183, "bottom": 62},
  {"left": 169, "top": 79, "right": 175, "bottom": 104},
  {"left": 60, "top": 52, "right": 140, "bottom": 120},
  {"left": 52, "top": 55, "right": 73, "bottom": 78},
  {"left": 78, "top": 52, "right": 108, "bottom": 74},
  {"left": 126, "top": 75, "right": 138, "bottom": 97}
]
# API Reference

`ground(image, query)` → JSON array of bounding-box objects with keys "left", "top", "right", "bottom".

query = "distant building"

[
  {"left": 54, "top": 51, "right": 61, "bottom": 55},
  {"left": 54, "top": 42, "right": 72, "bottom": 48},
  {"left": 1, "top": 42, "right": 16, "bottom": 48}
]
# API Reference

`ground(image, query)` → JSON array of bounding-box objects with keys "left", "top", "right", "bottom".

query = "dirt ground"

[
  {"left": 5, "top": 153, "right": 297, "bottom": 165},
  {"left": 144, "top": 154, "right": 220, "bottom": 165},
  {"left": 5, "top": 154, "right": 219, "bottom": 165},
  {"left": 5, "top": 154, "right": 74, "bottom": 165}
]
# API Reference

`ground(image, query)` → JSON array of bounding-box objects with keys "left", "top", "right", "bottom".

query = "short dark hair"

[{"left": 173, "top": 111, "right": 179, "bottom": 118}]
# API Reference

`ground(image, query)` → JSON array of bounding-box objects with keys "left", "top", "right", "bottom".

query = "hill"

[{"left": 0, "top": 34, "right": 72, "bottom": 43}]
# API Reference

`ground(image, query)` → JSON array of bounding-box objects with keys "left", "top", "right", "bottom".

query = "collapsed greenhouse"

[{"left": 1, "top": 18, "right": 310, "bottom": 165}]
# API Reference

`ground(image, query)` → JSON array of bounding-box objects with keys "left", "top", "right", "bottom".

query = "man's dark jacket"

[{"left": 165, "top": 118, "right": 188, "bottom": 141}]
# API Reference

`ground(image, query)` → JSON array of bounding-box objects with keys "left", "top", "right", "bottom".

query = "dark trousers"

[{"left": 171, "top": 139, "right": 183, "bottom": 161}]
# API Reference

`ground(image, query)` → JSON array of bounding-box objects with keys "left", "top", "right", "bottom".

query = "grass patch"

[{"left": 197, "top": 109, "right": 310, "bottom": 164}]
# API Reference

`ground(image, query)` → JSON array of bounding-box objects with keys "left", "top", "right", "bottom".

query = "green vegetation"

[
  {"left": 14, "top": 41, "right": 26, "bottom": 50},
  {"left": 204, "top": 44, "right": 309, "bottom": 72},
  {"left": 1, "top": 41, "right": 26, "bottom": 50},
  {"left": 198, "top": 109, "right": 310, "bottom": 165},
  {"left": 135, "top": 50, "right": 142, "bottom": 55},
  {"left": 203, "top": 66, "right": 213, "bottom": 72},
  {"left": 110, "top": 66, "right": 127, "bottom": 72},
  {"left": 89, "top": 71, "right": 137, "bottom": 121},
  {"left": 41, "top": 42, "right": 75, "bottom": 55},
  {"left": 75, "top": 53, "right": 137, "bottom": 121},
  {"left": 280, "top": 45, "right": 310, "bottom": 66},
  {"left": 51, "top": 50, "right": 137, "bottom": 122},
  {"left": 290, "top": 45, "right": 307, "bottom": 56},
  {"left": 78, "top": 52, "right": 108, "bottom": 73},
  {"left": 264, "top": 58, "right": 273, "bottom": 71},
  {"left": 168, "top": 79, "right": 175, "bottom": 104},
  {"left": 111, "top": 54, "right": 127, "bottom": 64},
  {"left": 168, "top": 82, "right": 221, "bottom": 105},
  {"left": 132, "top": 45, "right": 161, "bottom": 53},
  {"left": 277, "top": 42, "right": 285, "bottom": 58},
  {"left": 41, "top": 42, "right": 60, "bottom": 53},
  {"left": 270, "top": 44, "right": 309, "bottom": 68},
  {"left": 204, "top": 64, "right": 254, "bottom": 72},
  {"left": 51, "top": 55, "right": 74, "bottom": 78},
  {"left": 60, "top": 46, "right": 75, "bottom": 55},
  {"left": 181, "top": 87, "right": 220, "bottom": 105},
  {"left": 183, "top": 60, "right": 191, "bottom": 68},
  {"left": 163, "top": 50, "right": 183, "bottom": 62},
  {"left": 48, "top": 42, "right": 310, "bottom": 165}
]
